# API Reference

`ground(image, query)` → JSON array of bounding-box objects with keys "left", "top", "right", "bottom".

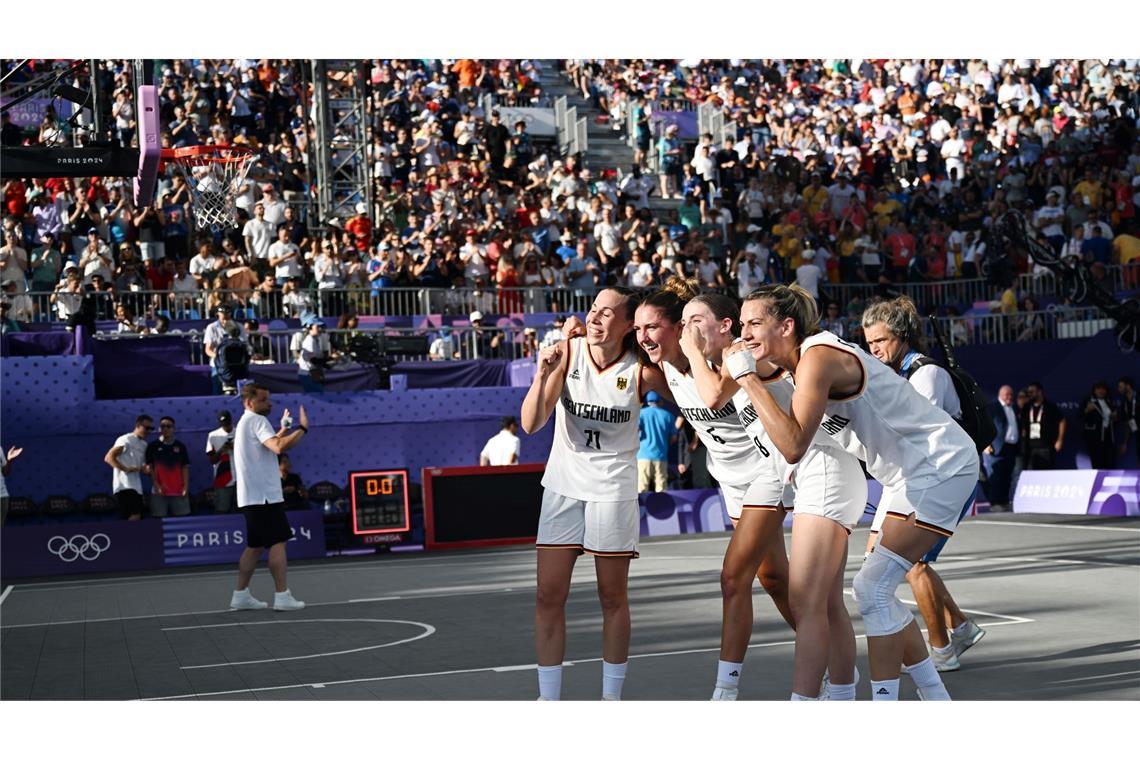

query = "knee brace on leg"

[{"left": 852, "top": 546, "right": 914, "bottom": 637}]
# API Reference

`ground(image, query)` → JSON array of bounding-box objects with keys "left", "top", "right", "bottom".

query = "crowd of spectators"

[{"left": 2, "top": 59, "right": 1138, "bottom": 340}]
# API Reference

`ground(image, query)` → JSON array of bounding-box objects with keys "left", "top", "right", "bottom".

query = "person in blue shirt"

[
  {"left": 555, "top": 231, "right": 577, "bottom": 264},
  {"left": 1080, "top": 224, "right": 1111, "bottom": 264},
  {"left": 637, "top": 391, "right": 676, "bottom": 493}
]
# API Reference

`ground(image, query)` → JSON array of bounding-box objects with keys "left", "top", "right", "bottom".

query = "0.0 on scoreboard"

[{"left": 349, "top": 470, "right": 411, "bottom": 535}]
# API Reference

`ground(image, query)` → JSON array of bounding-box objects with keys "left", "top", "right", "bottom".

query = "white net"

[{"left": 165, "top": 148, "right": 256, "bottom": 233}]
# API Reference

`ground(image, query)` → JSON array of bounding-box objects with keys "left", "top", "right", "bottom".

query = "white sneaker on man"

[
  {"left": 951, "top": 619, "right": 986, "bottom": 657},
  {"left": 230, "top": 589, "right": 268, "bottom": 610},
  {"left": 273, "top": 589, "right": 305, "bottom": 611}
]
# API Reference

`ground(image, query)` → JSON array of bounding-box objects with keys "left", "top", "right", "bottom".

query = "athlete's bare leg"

[
  {"left": 788, "top": 513, "right": 849, "bottom": 697},
  {"left": 719, "top": 509, "right": 792, "bottom": 662},
  {"left": 535, "top": 548, "right": 579, "bottom": 666},
  {"left": 594, "top": 555, "right": 633, "bottom": 665}
]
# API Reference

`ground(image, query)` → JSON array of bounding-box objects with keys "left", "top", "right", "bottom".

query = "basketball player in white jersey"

[
  {"left": 521, "top": 286, "right": 670, "bottom": 701},
  {"left": 682, "top": 295, "right": 866, "bottom": 700},
  {"left": 635, "top": 281, "right": 798, "bottom": 700},
  {"left": 861, "top": 297, "right": 985, "bottom": 671},
  {"left": 725, "top": 284, "right": 979, "bottom": 700}
]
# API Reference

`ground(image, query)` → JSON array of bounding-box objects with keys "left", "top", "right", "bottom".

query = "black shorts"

[
  {"left": 241, "top": 502, "right": 293, "bottom": 548},
  {"left": 116, "top": 489, "right": 144, "bottom": 519}
]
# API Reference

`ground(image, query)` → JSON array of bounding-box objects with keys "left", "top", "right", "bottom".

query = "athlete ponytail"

[
  {"left": 744, "top": 283, "right": 820, "bottom": 343},
  {"left": 639, "top": 276, "right": 699, "bottom": 326}
]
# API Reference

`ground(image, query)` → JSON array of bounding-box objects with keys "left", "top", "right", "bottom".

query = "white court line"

[
  {"left": 946, "top": 554, "right": 1137, "bottom": 569},
  {"left": 141, "top": 615, "right": 1032, "bottom": 701},
  {"left": 975, "top": 520, "right": 1140, "bottom": 533},
  {"left": 1048, "top": 670, "right": 1140, "bottom": 685},
  {"left": 0, "top": 585, "right": 12, "bottom": 605},
  {"left": 160, "top": 618, "right": 435, "bottom": 669}
]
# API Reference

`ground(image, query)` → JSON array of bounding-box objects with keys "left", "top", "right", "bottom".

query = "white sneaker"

[
  {"left": 230, "top": 589, "right": 267, "bottom": 611},
  {"left": 931, "top": 645, "right": 961, "bottom": 672},
  {"left": 601, "top": 694, "right": 620, "bottom": 701},
  {"left": 273, "top": 589, "right": 305, "bottom": 611},
  {"left": 711, "top": 685, "right": 739, "bottom": 701},
  {"left": 951, "top": 619, "right": 986, "bottom": 657}
]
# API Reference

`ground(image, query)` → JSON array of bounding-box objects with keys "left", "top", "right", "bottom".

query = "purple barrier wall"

[
  {"left": 1, "top": 356, "right": 553, "bottom": 502},
  {"left": 0, "top": 511, "right": 327, "bottom": 579}
]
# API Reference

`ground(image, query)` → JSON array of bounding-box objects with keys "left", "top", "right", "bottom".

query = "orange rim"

[{"left": 160, "top": 144, "right": 254, "bottom": 165}]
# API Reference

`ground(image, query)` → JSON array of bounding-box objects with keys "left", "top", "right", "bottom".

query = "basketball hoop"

[{"left": 160, "top": 145, "right": 257, "bottom": 233}]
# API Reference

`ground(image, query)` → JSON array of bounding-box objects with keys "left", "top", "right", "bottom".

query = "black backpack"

[{"left": 905, "top": 317, "right": 997, "bottom": 454}]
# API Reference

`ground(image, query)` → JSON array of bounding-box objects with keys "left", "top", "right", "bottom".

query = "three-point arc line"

[{"left": 161, "top": 618, "right": 435, "bottom": 669}]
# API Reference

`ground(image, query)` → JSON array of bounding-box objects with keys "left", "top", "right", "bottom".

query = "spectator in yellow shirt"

[{"left": 802, "top": 173, "right": 829, "bottom": 217}]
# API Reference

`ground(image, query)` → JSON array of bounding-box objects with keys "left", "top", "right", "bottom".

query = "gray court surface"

[{"left": 2, "top": 512, "right": 1138, "bottom": 701}]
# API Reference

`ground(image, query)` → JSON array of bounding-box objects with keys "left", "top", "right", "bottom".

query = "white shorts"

[
  {"left": 536, "top": 489, "right": 640, "bottom": 558},
  {"left": 738, "top": 477, "right": 793, "bottom": 518},
  {"left": 789, "top": 447, "right": 867, "bottom": 532},
  {"left": 871, "top": 466, "right": 978, "bottom": 537}
]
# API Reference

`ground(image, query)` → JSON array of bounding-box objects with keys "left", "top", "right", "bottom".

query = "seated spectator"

[{"left": 279, "top": 454, "right": 309, "bottom": 510}]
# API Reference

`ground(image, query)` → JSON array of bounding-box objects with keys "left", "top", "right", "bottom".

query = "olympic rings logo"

[{"left": 47, "top": 534, "right": 112, "bottom": 562}]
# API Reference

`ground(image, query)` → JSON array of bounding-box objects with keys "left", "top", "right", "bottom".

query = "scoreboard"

[{"left": 348, "top": 470, "right": 411, "bottom": 535}]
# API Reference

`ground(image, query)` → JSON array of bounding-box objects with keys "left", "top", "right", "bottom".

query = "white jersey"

[
  {"left": 664, "top": 360, "right": 764, "bottom": 486},
  {"left": 799, "top": 331, "right": 978, "bottom": 490},
  {"left": 541, "top": 338, "right": 642, "bottom": 501},
  {"left": 732, "top": 368, "right": 847, "bottom": 486}
]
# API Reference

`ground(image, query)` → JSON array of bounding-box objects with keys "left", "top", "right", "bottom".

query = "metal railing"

[
  {"left": 927, "top": 307, "right": 1113, "bottom": 346},
  {"left": 94, "top": 325, "right": 552, "bottom": 367},
  {"left": 25, "top": 263, "right": 1136, "bottom": 326}
]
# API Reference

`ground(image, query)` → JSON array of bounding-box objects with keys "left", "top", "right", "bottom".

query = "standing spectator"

[
  {"left": 1081, "top": 381, "right": 1117, "bottom": 469},
  {"left": 204, "top": 305, "right": 248, "bottom": 395},
  {"left": 480, "top": 416, "right": 521, "bottom": 466},
  {"left": 259, "top": 183, "right": 287, "bottom": 227},
  {"left": 145, "top": 416, "right": 192, "bottom": 517},
  {"left": 658, "top": 124, "right": 683, "bottom": 200},
  {"left": 242, "top": 202, "right": 275, "bottom": 276},
  {"left": 795, "top": 248, "right": 824, "bottom": 302},
  {"left": 1020, "top": 381, "right": 1066, "bottom": 471},
  {"left": 279, "top": 454, "right": 308, "bottom": 511},
  {"left": 2, "top": 280, "right": 34, "bottom": 322},
  {"left": 0, "top": 443, "right": 22, "bottom": 526},
  {"left": 28, "top": 232, "right": 63, "bottom": 294},
  {"left": 984, "top": 385, "right": 1020, "bottom": 511},
  {"left": 818, "top": 301, "right": 849, "bottom": 339},
  {"left": 104, "top": 415, "right": 152, "bottom": 521},
  {"left": 1119, "top": 377, "right": 1138, "bottom": 466},
  {"left": 268, "top": 226, "right": 303, "bottom": 285},
  {"left": 207, "top": 410, "right": 237, "bottom": 513},
  {"left": 467, "top": 310, "right": 504, "bottom": 359},
  {"left": 229, "top": 384, "right": 308, "bottom": 611},
  {"left": 637, "top": 391, "right": 675, "bottom": 493}
]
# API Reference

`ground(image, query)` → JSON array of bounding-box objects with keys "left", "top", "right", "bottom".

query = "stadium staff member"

[
  {"left": 230, "top": 383, "right": 310, "bottom": 612},
  {"left": 480, "top": 416, "right": 521, "bottom": 466}
]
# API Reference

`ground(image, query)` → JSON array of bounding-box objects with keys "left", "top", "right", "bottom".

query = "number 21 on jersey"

[{"left": 584, "top": 428, "right": 602, "bottom": 450}]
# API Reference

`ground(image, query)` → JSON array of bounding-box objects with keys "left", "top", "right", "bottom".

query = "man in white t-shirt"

[
  {"left": 242, "top": 203, "right": 276, "bottom": 272},
  {"left": 207, "top": 410, "right": 238, "bottom": 513},
  {"left": 230, "top": 383, "right": 310, "bottom": 612},
  {"left": 103, "top": 415, "right": 153, "bottom": 521},
  {"left": 0, "top": 442, "right": 22, "bottom": 526},
  {"left": 795, "top": 248, "right": 823, "bottom": 300},
  {"left": 480, "top": 416, "right": 521, "bottom": 466},
  {"left": 268, "top": 226, "right": 303, "bottom": 284},
  {"left": 827, "top": 174, "right": 858, "bottom": 216},
  {"left": 1035, "top": 191, "right": 1067, "bottom": 253},
  {"left": 259, "top": 184, "right": 287, "bottom": 227}
]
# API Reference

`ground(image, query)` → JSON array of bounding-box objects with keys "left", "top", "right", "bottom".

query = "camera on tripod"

[{"left": 347, "top": 333, "right": 431, "bottom": 389}]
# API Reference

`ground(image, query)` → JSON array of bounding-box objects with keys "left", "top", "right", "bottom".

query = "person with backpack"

[{"left": 861, "top": 296, "right": 986, "bottom": 673}]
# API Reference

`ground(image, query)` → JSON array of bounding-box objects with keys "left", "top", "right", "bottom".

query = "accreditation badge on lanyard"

[
  {"left": 1029, "top": 405, "right": 1043, "bottom": 440},
  {"left": 1129, "top": 399, "right": 1138, "bottom": 433}
]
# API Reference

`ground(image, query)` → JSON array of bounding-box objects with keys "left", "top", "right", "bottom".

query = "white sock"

[
  {"left": 537, "top": 665, "right": 562, "bottom": 701},
  {"left": 790, "top": 692, "right": 818, "bottom": 700},
  {"left": 951, "top": 620, "right": 969, "bottom": 635},
  {"left": 715, "top": 659, "right": 743, "bottom": 689},
  {"left": 602, "top": 660, "right": 627, "bottom": 700},
  {"left": 871, "top": 678, "right": 900, "bottom": 701},
  {"left": 905, "top": 656, "right": 951, "bottom": 700},
  {"left": 232, "top": 588, "right": 249, "bottom": 597},
  {"left": 827, "top": 680, "right": 856, "bottom": 700},
  {"left": 932, "top": 642, "right": 955, "bottom": 657}
]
